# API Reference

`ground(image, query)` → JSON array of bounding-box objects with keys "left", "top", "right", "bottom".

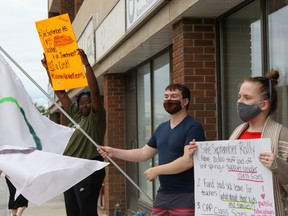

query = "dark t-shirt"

[
  {"left": 63, "top": 102, "right": 106, "bottom": 159},
  {"left": 147, "top": 115, "right": 205, "bottom": 194}
]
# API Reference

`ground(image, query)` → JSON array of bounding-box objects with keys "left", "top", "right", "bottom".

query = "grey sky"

[{"left": 0, "top": 0, "right": 48, "bottom": 106}]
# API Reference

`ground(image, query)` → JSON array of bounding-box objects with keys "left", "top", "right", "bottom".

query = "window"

[
  {"left": 137, "top": 63, "right": 153, "bottom": 202},
  {"left": 268, "top": 0, "right": 288, "bottom": 126},
  {"left": 152, "top": 52, "right": 170, "bottom": 194},
  {"left": 136, "top": 52, "right": 170, "bottom": 202},
  {"left": 219, "top": 0, "right": 288, "bottom": 139},
  {"left": 219, "top": 0, "right": 261, "bottom": 138}
]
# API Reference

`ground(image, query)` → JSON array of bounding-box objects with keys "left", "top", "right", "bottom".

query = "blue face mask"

[{"left": 237, "top": 102, "right": 262, "bottom": 122}]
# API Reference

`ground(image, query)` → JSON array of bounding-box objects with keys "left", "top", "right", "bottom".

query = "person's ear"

[
  {"left": 260, "top": 99, "right": 269, "bottom": 111},
  {"left": 182, "top": 98, "right": 189, "bottom": 107}
]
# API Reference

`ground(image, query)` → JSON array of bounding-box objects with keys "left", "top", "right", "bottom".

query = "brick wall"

[
  {"left": 49, "top": 0, "right": 83, "bottom": 21},
  {"left": 172, "top": 18, "right": 218, "bottom": 140},
  {"left": 60, "top": 0, "right": 75, "bottom": 22},
  {"left": 103, "top": 73, "right": 126, "bottom": 215}
]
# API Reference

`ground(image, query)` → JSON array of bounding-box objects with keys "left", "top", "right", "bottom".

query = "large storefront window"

[
  {"left": 220, "top": 0, "right": 288, "bottom": 138},
  {"left": 220, "top": 0, "right": 261, "bottom": 138},
  {"left": 137, "top": 63, "right": 153, "bottom": 202},
  {"left": 137, "top": 52, "right": 170, "bottom": 202},
  {"left": 152, "top": 52, "right": 170, "bottom": 194},
  {"left": 268, "top": 0, "right": 288, "bottom": 125}
]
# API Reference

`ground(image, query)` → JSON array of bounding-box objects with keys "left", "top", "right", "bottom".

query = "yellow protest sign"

[{"left": 35, "top": 13, "right": 88, "bottom": 90}]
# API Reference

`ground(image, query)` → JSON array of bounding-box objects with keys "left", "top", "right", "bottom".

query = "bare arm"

[
  {"left": 144, "top": 140, "right": 198, "bottom": 181},
  {"left": 98, "top": 144, "right": 158, "bottom": 162},
  {"left": 78, "top": 49, "right": 101, "bottom": 112}
]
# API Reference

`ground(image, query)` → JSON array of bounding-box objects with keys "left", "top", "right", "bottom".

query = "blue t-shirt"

[{"left": 147, "top": 115, "right": 205, "bottom": 194}]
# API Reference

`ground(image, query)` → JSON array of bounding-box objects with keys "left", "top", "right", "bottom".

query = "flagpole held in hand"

[{"left": 0, "top": 45, "right": 153, "bottom": 203}]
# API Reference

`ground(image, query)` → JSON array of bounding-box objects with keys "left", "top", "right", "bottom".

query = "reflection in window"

[
  {"left": 137, "top": 63, "right": 153, "bottom": 202},
  {"left": 153, "top": 52, "right": 170, "bottom": 128},
  {"left": 220, "top": 0, "right": 261, "bottom": 138},
  {"left": 136, "top": 52, "right": 170, "bottom": 202},
  {"left": 152, "top": 52, "right": 170, "bottom": 197},
  {"left": 251, "top": 20, "right": 262, "bottom": 77},
  {"left": 268, "top": 1, "right": 288, "bottom": 126}
]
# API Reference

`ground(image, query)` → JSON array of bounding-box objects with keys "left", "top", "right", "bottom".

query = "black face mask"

[
  {"left": 163, "top": 100, "right": 182, "bottom": 115},
  {"left": 237, "top": 102, "right": 262, "bottom": 122}
]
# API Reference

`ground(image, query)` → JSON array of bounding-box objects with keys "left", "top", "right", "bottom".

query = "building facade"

[{"left": 47, "top": 0, "right": 288, "bottom": 215}]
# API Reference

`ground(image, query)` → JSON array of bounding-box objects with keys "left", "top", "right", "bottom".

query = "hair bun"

[{"left": 265, "top": 70, "right": 279, "bottom": 86}]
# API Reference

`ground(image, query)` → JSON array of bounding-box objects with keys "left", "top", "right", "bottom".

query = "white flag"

[
  {"left": 0, "top": 52, "right": 109, "bottom": 205},
  {"left": 0, "top": 53, "right": 73, "bottom": 154},
  {"left": 0, "top": 145, "right": 108, "bottom": 205}
]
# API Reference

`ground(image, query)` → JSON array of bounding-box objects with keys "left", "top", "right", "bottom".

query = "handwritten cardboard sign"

[
  {"left": 193, "top": 138, "right": 275, "bottom": 216},
  {"left": 35, "top": 13, "right": 88, "bottom": 90}
]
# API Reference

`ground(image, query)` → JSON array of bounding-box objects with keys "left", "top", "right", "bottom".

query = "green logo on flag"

[{"left": 0, "top": 97, "right": 42, "bottom": 150}]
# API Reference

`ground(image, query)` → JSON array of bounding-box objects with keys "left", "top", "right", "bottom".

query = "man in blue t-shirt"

[{"left": 98, "top": 83, "right": 205, "bottom": 216}]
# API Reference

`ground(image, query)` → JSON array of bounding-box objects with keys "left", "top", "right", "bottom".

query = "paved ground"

[
  {"left": 0, "top": 176, "right": 9, "bottom": 216},
  {"left": 25, "top": 194, "right": 66, "bottom": 216},
  {"left": 0, "top": 176, "right": 66, "bottom": 216},
  {"left": 0, "top": 176, "right": 108, "bottom": 216}
]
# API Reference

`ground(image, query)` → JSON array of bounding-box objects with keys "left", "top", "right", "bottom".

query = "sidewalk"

[
  {"left": 0, "top": 176, "right": 66, "bottom": 216},
  {"left": 0, "top": 175, "right": 107, "bottom": 216},
  {"left": 0, "top": 176, "right": 9, "bottom": 216},
  {"left": 25, "top": 194, "right": 108, "bottom": 216},
  {"left": 25, "top": 194, "right": 66, "bottom": 216},
  {"left": 0, "top": 177, "right": 107, "bottom": 216}
]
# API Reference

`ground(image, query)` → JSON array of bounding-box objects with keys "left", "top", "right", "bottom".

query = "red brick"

[
  {"left": 195, "top": 83, "right": 215, "bottom": 90},
  {"left": 195, "top": 68, "right": 215, "bottom": 75},
  {"left": 185, "top": 75, "right": 205, "bottom": 82},
  {"left": 172, "top": 18, "right": 217, "bottom": 145},
  {"left": 204, "top": 33, "right": 215, "bottom": 39},
  {"left": 205, "top": 76, "right": 216, "bottom": 82},
  {"left": 194, "top": 54, "right": 214, "bottom": 60},
  {"left": 183, "top": 32, "right": 203, "bottom": 39},
  {"left": 184, "top": 61, "right": 204, "bottom": 68},
  {"left": 103, "top": 73, "right": 126, "bottom": 215},
  {"left": 194, "top": 40, "right": 214, "bottom": 47},
  {"left": 194, "top": 25, "right": 214, "bottom": 32},
  {"left": 183, "top": 46, "right": 203, "bottom": 53}
]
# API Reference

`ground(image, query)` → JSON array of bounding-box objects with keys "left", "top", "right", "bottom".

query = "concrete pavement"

[
  {"left": 0, "top": 176, "right": 66, "bottom": 216},
  {"left": 0, "top": 177, "right": 107, "bottom": 216},
  {"left": 0, "top": 176, "right": 9, "bottom": 216},
  {"left": 24, "top": 194, "right": 66, "bottom": 216}
]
